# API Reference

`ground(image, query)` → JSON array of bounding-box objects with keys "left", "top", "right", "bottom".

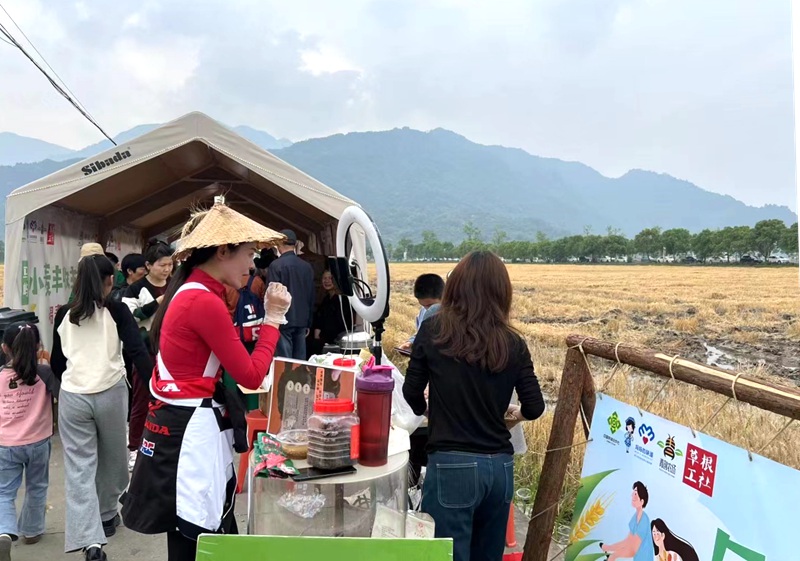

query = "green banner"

[{"left": 195, "top": 535, "right": 453, "bottom": 561}]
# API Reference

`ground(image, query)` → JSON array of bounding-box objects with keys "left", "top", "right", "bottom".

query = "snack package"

[{"left": 253, "top": 432, "right": 299, "bottom": 478}]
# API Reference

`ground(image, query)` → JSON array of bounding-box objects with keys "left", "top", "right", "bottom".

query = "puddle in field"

[{"left": 703, "top": 343, "right": 737, "bottom": 371}]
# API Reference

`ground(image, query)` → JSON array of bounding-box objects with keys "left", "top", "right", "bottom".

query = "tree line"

[{"left": 385, "top": 219, "right": 799, "bottom": 263}]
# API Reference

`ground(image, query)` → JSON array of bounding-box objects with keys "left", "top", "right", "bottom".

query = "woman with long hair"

[
  {"left": 403, "top": 250, "right": 545, "bottom": 561},
  {"left": 123, "top": 240, "right": 174, "bottom": 470},
  {"left": 651, "top": 518, "right": 699, "bottom": 561},
  {"left": 309, "top": 269, "right": 355, "bottom": 356},
  {"left": 121, "top": 200, "right": 291, "bottom": 561},
  {"left": 50, "top": 254, "right": 153, "bottom": 561}
]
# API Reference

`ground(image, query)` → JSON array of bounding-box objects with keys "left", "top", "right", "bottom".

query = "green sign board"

[{"left": 195, "top": 535, "right": 453, "bottom": 561}]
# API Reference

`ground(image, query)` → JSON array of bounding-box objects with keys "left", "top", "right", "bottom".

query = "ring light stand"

[{"left": 335, "top": 206, "right": 390, "bottom": 364}]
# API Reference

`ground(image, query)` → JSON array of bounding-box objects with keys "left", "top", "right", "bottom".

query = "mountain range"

[
  {"left": 0, "top": 124, "right": 795, "bottom": 243},
  {"left": 0, "top": 123, "right": 292, "bottom": 166}
]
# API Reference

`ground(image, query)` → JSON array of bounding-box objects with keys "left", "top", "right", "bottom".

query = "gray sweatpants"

[{"left": 58, "top": 379, "right": 129, "bottom": 553}]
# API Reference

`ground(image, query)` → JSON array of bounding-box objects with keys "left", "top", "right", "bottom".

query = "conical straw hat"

[{"left": 174, "top": 197, "right": 286, "bottom": 261}]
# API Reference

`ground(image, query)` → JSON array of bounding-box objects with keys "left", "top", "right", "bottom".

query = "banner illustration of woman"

[{"left": 651, "top": 518, "right": 699, "bottom": 561}]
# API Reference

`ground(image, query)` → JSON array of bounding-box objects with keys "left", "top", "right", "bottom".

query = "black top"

[
  {"left": 50, "top": 300, "right": 154, "bottom": 383},
  {"left": 124, "top": 277, "right": 167, "bottom": 322},
  {"left": 313, "top": 293, "right": 354, "bottom": 344},
  {"left": 267, "top": 251, "right": 316, "bottom": 328},
  {"left": 108, "top": 278, "right": 129, "bottom": 303},
  {"left": 403, "top": 318, "right": 545, "bottom": 455}
]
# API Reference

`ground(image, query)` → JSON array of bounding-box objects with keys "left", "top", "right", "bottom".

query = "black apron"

[{"left": 121, "top": 390, "right": 238, "bottom": 540}]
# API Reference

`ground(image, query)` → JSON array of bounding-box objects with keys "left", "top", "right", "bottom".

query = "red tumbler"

[{"left": 356, "top": 364, "right": 394, "bottom": 467}]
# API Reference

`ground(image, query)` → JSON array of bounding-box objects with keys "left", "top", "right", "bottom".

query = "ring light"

[{"left": 336, "top": 206, "right": 390, "bottom": 325}]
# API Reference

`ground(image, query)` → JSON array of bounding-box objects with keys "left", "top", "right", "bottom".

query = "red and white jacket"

[{"left": 151, "top": 269, "right": 279, "bottom": 402}]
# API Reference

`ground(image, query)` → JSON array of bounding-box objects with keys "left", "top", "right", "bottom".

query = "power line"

[
  {"left": 0, "top": 2, "right": 97, "bottom": 123},
  {"left": 0, "top": 4, "right": 116, "bottom": 145}
]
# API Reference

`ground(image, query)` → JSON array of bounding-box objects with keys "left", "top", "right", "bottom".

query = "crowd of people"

[{"left": 0, "top": 201, "right": 544, "bottom": 561}]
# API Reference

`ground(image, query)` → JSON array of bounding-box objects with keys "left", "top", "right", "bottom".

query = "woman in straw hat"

[{"left": 120, "top": 198, "right": 291, "bottom": 561}]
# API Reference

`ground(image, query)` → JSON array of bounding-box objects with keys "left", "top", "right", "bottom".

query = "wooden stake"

[
  {"left": 523, "top": 347, "right": 590, "bottom": 561},
  {"left": 565, "top": 335, "right": 800, "bottom": 421},
  {"left": 580, "top": 370, "right": 596, "bottom": 438}
]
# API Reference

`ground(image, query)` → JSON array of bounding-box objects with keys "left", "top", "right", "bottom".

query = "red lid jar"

[
  {"left": 307, "top": 399, "right": 360, "bottom": 469},
  {"left": 333, "top": 357, "right": 357, "bottom": 367},
  {"left": 313, "top": 398, "right": 355, "bottom": 415}
]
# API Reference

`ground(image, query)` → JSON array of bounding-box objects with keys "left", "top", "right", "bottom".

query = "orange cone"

[{"left": 506, "top": 501, "right": 517, "bottom": 548}]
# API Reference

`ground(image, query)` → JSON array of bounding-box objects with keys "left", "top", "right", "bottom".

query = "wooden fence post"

[
  {"left": 580, "top": 369, "right": 596, "bottom": 439},
  {"left": 523, "top": 347, "right": 591, "bottom": 561}
]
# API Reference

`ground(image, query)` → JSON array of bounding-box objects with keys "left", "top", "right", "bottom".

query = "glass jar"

[{"left": 307, "top": 398, "right": 360, "bottom": 470}]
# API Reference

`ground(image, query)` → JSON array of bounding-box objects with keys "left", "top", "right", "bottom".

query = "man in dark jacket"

[{"left": 267, "top": 230, "right": 315, "bottom": 360}]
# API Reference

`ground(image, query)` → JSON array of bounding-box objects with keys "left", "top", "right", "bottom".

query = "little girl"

[{"left": 0, "top": 322, "right": 59, "bottom": 561}]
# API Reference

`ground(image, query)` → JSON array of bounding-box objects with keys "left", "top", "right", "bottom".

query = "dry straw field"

[
  {"left": 3, "top": 263, "right": 797, "bottom": 531},
  {"left": 383, "top": 263, "right": 800, "bottom": 530}
]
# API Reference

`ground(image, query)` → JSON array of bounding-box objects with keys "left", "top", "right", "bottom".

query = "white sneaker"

[
  {"left": 0, "top": 534, "right": 11, "bottom": 561},
  {"left": 128, "top": 450, "right": 137, "bottom": 472}
]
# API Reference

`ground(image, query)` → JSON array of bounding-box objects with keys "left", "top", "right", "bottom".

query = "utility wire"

[
  {"left": 0, "top": 2, "right": 98, "bottom": 123},
  {"left": 0, "top": 4, "right": 116, "bottom": 145}
]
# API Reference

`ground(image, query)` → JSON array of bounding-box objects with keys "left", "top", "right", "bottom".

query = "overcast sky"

[{"left": 0, "top": 0, "right": 795, "bottom": 210}]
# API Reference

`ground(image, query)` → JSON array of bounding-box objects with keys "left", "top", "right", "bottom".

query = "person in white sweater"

[{"left": 50, "top": 254, "right": 153, "bottom": 561}]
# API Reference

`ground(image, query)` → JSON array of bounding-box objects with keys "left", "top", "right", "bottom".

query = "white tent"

[{"left": 5, "top": 112, "right": 367, "bottom": 347}]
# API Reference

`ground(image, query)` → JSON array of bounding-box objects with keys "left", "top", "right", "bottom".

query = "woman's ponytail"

[
  {"left": 69, "top": 254, "right": 115, "bottom": 325},
  {"left": 3, "top": 322, "right": 40, "bottom": 386}
]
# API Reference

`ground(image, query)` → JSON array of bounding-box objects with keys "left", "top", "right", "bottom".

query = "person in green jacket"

[{"left": 105, "top": 252, "right": 126, "bottom": 287}]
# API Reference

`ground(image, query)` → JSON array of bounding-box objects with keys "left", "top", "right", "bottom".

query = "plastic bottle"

[{"left": 356, "top": 364, "right": 395, "bottom": 466}]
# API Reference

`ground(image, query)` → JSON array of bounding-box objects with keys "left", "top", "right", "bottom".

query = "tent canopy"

[
  {"left": 6, "top": 111, "right": 358, "bottom": 245},
  {"left": 4, "top": 112, "right": 368, "bottom": 334}
]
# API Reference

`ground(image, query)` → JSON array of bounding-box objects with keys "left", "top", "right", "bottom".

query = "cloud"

[
  {"left": 541, "top": 0, "right": 629, "bottom": 55},
  {"left": 0, "top": 0, "right": 794, "bottom": 210}
]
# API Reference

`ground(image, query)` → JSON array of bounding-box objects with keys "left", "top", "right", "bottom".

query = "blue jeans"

[
  {"left": 277, "top": 326, "right": 307, "bottom": 360},
  {"left": 0, "top": 437, "right": 51, "bottom": 539},
  {"left": 422, "top": 451, "right": 514, "bottom": 561}
]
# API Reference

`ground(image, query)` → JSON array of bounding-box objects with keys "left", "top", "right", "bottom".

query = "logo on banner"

[
  {"left": 657, "top": 435, "right": 684, "bottom": 477},
  {"left": 26, "top": 219, "right": 47, "bottom": 243},
  {"left": 607, "top": 411, "right": 621, "bottom": 434},
  {"left": 682, "top": 442, "right": 717, "bottom": 497},
  {"left": 633, "top": 422, "right": 656, "bottom": 463},
  {"left": 638, "top": 423, "right": 655, "bottom": 444},
  {"left": 46, "top": 223, "right": 56, "bottom": 245},
  {"left": 658, "top": 434, "right": 684, "bottom": 460},
  {"left": 604, "top": 411, "right": 622, "bottom": 446}
]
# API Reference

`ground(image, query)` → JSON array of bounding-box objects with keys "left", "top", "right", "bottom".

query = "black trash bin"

[
  {"left": 0, "top": 308, "right": 39, "bottom": 337},
  {"left": 0, "top": 308, "right": 40, "bottom": 360}
]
